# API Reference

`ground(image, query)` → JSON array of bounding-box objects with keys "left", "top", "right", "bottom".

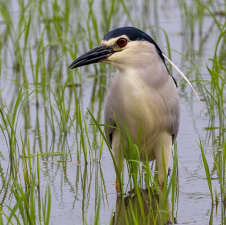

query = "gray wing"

[
  {"left": 104, "top": 107, "right": 116, "bottom": 148},
  {"left": 172, "top": 120, "right": 179, "bottom": 144},
  {"left": 170, "top": 80, "right": 180, "bottom": 145}
]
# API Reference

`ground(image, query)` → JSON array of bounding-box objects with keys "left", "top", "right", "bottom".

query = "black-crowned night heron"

[{"left": 69, "top": 27, "right": 203, "bottom": 193}]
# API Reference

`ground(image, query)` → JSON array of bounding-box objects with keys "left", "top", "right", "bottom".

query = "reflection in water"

[{"left": 113, "top": 187, "right": 173, "bottom": 225}]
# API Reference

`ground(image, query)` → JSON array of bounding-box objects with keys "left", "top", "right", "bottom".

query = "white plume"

[{"left": 162, "top": 54, "right": 205, "bottom": 112}]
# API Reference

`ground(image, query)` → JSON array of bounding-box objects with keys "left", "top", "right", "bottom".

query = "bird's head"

[
  {"left": 69, "top": 27, "right": 166, "bottom": 71},
  {"left": 69, "top": 27, "right": 205, "bottom": 111}
]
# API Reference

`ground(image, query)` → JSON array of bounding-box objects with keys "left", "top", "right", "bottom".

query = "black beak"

[{"left": 69, "top": 46, "right": 115, "bottom": 69}]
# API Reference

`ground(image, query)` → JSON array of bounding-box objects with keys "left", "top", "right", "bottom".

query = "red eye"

[{"left": 117, "top": 38, "right": 127, "bottom": 47}]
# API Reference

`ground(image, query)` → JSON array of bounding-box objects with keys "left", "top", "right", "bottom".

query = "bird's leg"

[
  {"left": 112, "top": 129, "right": 124, "bottom": 194},
  {"left": 115, "top": 177, "right": 121, "bottom": 193},
  {"left": 154, "top": 131, "right": 172, "bottom": 186}
]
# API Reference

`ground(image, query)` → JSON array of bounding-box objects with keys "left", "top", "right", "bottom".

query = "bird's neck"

[{"left": 121, "top": 61, "right": 169, "bottom": 89}]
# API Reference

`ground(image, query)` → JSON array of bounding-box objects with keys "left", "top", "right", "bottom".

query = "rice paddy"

[{"left": 0, "top": 0, "right": 225, "bottom": 224}]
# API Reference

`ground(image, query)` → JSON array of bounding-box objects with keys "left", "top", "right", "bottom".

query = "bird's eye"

[{"left": 117, "top": 38, "right": 127, "bottom": 47}]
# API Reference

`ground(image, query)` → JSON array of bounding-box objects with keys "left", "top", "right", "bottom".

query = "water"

[{"left": 0, "top": 0, "right": 225, "bottom": 224}]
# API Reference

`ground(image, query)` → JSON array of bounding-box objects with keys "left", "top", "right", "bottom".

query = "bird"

[{"left": 69, "top": 27, "right": 203, "bottom": 193}]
